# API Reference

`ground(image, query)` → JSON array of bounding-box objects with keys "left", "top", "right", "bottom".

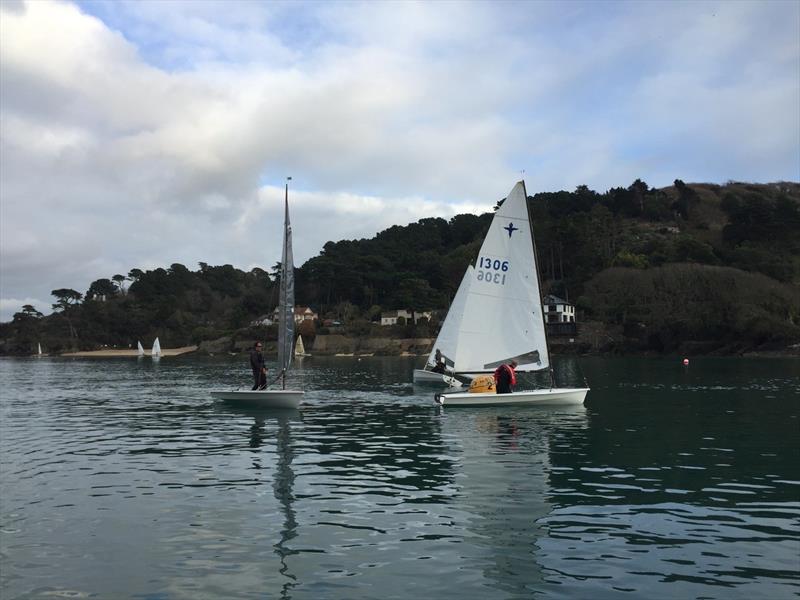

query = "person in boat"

[
  {"left": 494, "top": 360, "right": 518, "bottom": 394},
  {"left": 431, "top": 348, "right": 447, "bottom": 374},
  {"left": 250, "top": 342, "right": 267, "bottom": 390}
]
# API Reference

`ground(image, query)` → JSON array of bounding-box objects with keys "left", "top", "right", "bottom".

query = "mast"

[
  {"left": 522, "top": 180, "right": 556, "bottom": 388},
  {"left": 281, "top": 177, "right": 291, "bottom": 389}
]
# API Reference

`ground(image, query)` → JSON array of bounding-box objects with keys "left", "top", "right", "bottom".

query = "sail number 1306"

[{"left": 477, "top": 257, "right": 509, "bottom": 285}]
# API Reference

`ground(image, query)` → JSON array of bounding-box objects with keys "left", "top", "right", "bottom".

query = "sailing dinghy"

[
  {"left": 435, "top": 181, "right": 589, "bottom": 407},
  {"left": 211, "top": 178, "right": 304, "bottom": 409},
  {"left": 137, "top": 341, "right": 145, "bottom": 357},
  {"left": 294, "top": 335, "right": 310, "bottom": 358},
  {"left": 151, "top": 337, "right": 161, "bottom": 359}
]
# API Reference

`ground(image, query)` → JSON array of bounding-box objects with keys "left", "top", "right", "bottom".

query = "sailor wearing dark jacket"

[{"left": 250, "top": 342, "right": 267, "bottom": 390}]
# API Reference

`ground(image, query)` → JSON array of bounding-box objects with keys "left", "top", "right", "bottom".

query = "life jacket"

[{"left": 493, "top": 364, "right": 517, "bottom": 386}]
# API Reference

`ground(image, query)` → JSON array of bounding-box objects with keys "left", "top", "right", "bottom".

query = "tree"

[
  {"left": 12, "top": 304, "right": 43, "bottom": 322},
  {"left": 51, "top": 288, "right": 82, "bottom": 339},
  {"left": 112, "top": 274, "right": 127, "bottom": 295},
  {"left": 86, "top": 279, "right": 117, "bottom": 301}
]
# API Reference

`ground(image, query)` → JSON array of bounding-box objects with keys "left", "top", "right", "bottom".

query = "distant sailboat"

[
  {"left": 294, "top": 335, "right": 310, "bottom": 358},
  {"left": 151, "top": 337, "right": 161, "bottom": 359},
  {"left": 37, "top": 343, "right": 43, "bottom": 357},
  {"left": 137, "top": 341, "right": 145, "bottom": 357}
]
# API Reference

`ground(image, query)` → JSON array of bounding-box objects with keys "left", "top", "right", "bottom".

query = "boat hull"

[
  {"left": 210, "top": 389, "right": 304, "bottom": 409},
  {"left": 435, "top": 387, "right": 589, "bottom": 407},
  {"left": 412, "top": 369, "right": 463, "bottom": 387}
]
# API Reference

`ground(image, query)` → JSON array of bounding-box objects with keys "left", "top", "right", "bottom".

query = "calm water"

[{"left": 1, "top": 355, "right": 798, "bottom": 599}]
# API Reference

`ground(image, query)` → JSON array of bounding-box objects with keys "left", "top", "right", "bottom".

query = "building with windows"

[
  {"left": 380, "top": 309, "right": 432, "bottom": 326},
  {"left": 542, "top": 294, "right": 578, "bottom": 336},
  {"left": 542, "top": 295, "right": 575, "bottom": 324}
]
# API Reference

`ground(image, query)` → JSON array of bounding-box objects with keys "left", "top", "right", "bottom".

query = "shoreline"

[{"left": 61, "top": 346, "right": 198, "bottom": 357}]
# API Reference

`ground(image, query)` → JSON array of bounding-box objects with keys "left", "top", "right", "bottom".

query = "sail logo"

[{"left": 504, "top": 222, "right": 518, "bottom": 238}]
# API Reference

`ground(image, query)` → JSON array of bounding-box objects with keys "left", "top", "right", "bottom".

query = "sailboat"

[
  {"left": 210, "top": 178, "right": 304, "bottom": 409},
  {"left": 137, "top": 341, "right": 145, "bottom": 357},
  {"left": 435, "top": 181, "right": 589, "bottom": 407},
  {"left": 36, "top": 343, "right": 43, "bottom": 357},
  {"left": 412, "top": 266, "right": 474, "bottom": 386},
  {"left": 151, "top": 337, "right": 161, "bottom": 359},
  {"left": 294, "top": 335, "right": 310, "bottom": 358}
]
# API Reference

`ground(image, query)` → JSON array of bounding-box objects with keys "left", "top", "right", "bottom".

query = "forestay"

[{"left": 453, "top": 181, "right": 549, "bottom": 374}]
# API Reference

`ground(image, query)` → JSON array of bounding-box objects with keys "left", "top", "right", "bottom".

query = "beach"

[{"left": 61, "top": 346, "right": 198, "bottom": 357}]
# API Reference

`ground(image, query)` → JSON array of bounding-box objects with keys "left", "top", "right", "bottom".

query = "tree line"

[{"left": 2, "top": 179, "right": 798, "bottom": 355}]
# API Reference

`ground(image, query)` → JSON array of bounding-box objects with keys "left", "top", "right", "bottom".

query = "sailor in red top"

[{"left": 494, "top": 360, "right": 518, "bottom": 394}]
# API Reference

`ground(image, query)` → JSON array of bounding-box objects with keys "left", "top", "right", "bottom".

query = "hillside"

[{"left": 2, "top": 180, "right": 799, "bottom": 356}]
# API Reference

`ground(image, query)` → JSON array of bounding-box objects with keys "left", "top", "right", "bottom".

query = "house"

[
  {"left": 542, "top": 295, "right": 575, "bottom": 324},
  {"left": 272, "top": 306, "right": 318, "bottom": 324},
  {"left": 380, "top": 309, "right": 432, "bottom": 326},
  {"left": 251, "top": 314, "right": 274, "bottom": 326}
]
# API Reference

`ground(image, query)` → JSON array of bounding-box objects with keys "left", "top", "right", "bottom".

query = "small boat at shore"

[{"left": 294, "top": 335, "right": 310, "bottom": 358}]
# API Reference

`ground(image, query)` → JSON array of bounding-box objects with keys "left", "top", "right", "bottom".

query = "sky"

[{"left": 1, "top": 0, "right": 798, "bottom": 322}]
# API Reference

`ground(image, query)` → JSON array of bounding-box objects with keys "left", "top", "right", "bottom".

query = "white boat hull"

[
  {"left": 412, "top": 369, "right": 463, "bottom": 387},
  {"left": 435, "top": 387, "right": 589, "bottom": 407},
  {"left": 210, "top": 389, "right": 304, "bottom": 409}
]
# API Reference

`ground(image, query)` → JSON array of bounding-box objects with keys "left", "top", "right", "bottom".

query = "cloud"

[{"left": 1, "top": 0, "right": 798, "bottom": 322}]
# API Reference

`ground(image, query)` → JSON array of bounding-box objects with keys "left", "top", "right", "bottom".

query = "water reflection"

[
  {"left": 439, "top": 405, "right": 589, "bottom": 596},
  {"left": 217, "top": 406, "right": 301, "bottom": 599},
  {"left": 1, "top": 356, "right": 797, "bottom": 600}
]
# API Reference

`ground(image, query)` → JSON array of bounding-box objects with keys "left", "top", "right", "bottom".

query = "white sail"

[
  {"left": 137, "top": 341, "right": 145, "bottom": 356},
  {"left": 425, "top": 266, "right": 474, "bottom": 369},
  {"left": 453, "top": 181, "right": 549, "bottom": 374},
  {"left": 152, "top": 337, "right": 161, "bottom": 357},
  {"left": 38, "top": 343, "right": 42, "bottom": 356},
  {"left": 294, "top": 335, "right": 306, "bottom": 357}
]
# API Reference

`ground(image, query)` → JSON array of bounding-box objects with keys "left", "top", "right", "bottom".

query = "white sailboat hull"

[
  {"left": 435, "top": 387, "right": 589, "bottom": 407},
  {"left": 210, "top": 389, "right": 304, "bottom": 409},
  {"left": 412, "top": 369, "right": 464, "bottom": 387}
]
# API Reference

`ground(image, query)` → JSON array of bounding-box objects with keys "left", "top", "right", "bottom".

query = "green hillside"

[{"left": 2, "top": 180, "right": 799, "bottom": 355}]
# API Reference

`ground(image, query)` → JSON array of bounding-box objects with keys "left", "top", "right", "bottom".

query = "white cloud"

[{"left": 1, "top": 0, "right": 798, "bottom": 322}]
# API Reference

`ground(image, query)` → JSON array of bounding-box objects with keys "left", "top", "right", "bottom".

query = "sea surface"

[{"left": 0, "top": 355, "right": 798, "bottom": 600}]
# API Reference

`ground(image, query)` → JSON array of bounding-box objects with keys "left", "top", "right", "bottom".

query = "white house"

[
  {"left": 251, "top": 314, "right": 274, "bottom": 326},
  {"left": 381, "top": 309, "right": 432, "bottom": 326},
  {"left": 542, "top": 295, "right": 576, "bottom": 324}
]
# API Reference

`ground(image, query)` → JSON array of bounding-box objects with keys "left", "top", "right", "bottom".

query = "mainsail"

[
  {"left": 453, "top": 181, "right": 549, "bottom": 374},
  {"left": 277, "top": 182, "right": 295, "bottom": 382},
  {"left": 152, "top": 337, "right": 161, "bottom": 357}
]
